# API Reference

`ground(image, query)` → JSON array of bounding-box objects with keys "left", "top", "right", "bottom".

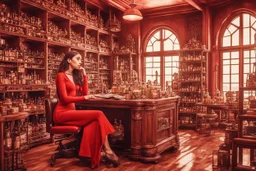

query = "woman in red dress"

[{"left": 53, "top": 51, "right": 119, "bottom": 168}]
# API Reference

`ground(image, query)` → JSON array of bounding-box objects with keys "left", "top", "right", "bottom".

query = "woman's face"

[{"left": 68, "top": 54, "right": 82, "bottom": 70}]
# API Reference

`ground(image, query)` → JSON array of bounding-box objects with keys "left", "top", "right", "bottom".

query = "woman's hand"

[
  {"left": 79, "top": 66, "right": 86, "bottom": 76},
  {"left": 84, "top": 94, "right": 96, "bottom": 100}
]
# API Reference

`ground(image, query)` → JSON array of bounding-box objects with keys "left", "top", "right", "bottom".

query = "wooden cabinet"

[
  {"left": 238, "top": 87, "right": 256, "bottom": 138},
  {"left": 178, "top": 49, "right": 208, "bottom": 129},
  {"left": 231, "top": 87, "right": 256, "bottom": 170}
]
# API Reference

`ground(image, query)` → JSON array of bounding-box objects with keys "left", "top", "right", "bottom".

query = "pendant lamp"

[
  {"left": 123, "top": 0, "right": 143, "bottom": 21},
  {"left": 107, "top": 11, "right": 121, "bottom": 32}
]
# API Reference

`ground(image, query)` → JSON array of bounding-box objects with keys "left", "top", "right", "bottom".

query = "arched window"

[
  {"left": 144, "top": 28, "right": 180, "bottom": 89},
  {"left": 220, "top": 12, "right": 256, "bottom": 97}
]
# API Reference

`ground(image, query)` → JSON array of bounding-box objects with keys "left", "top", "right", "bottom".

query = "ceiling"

[
  {"left": 103, "top": 0, "right": 233, "bottom": 16},
  {"left": 121, "top": 0, "right": 187, "bottom": 10}
]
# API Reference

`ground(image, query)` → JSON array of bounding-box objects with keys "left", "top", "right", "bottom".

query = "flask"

[
  {"left": 118, "top": 120, "right": 124, "bottom": 140},
  {"left": 119, "top": 120, "right": 124, "bottom": 133},
  {"left": 20, "top": 120, "right": 27, "bottom": 147},
  {"left": 4, "top": 122, "right": 12, "bottom": 150},
  {"left": 113, "top": 118, "right": 119, "bottom": 131},
  {"left": 13, "top": 120, "right": 21, "bottom": 150}
]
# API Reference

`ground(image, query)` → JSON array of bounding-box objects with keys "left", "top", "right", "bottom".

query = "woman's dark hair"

[{"left": 58, "top": 50, "right": 83, "bottom": 86}]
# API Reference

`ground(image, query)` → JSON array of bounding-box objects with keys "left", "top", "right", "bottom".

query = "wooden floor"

[{"left": 24, "top": 129, "right": 225, "bottom": 171}]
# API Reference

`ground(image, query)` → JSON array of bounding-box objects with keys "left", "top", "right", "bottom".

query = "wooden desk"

[
  {"left": 77, "top": 96, "right": 180, "bottom": 163},
  {"left": 196, "top": 103, "right": 230, "bottom": 121},
  {"left": 196, "top": 103, "right": 229, "bottom": 110}
]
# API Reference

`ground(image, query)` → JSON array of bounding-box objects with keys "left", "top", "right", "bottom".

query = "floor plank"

[{"left": 24, "top": 129, "right": 225, "bottom": 171}]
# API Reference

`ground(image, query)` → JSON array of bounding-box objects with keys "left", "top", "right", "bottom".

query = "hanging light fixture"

[
  {"left": 107, "top": 11, "right": 121, "bottom": 33},
  {"left": 123, "top": 0, "right": 143, "bottom": 21}
]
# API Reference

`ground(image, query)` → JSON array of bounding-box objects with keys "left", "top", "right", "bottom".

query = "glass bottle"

[
  {"left": 20, "top": 120, "right": 27, "bottom": 147},
  {"left": 119, "top": 120, "right": 124, "bottom": 134},
  {"left": 4, "top": 122, "right": 12, "bottom": 151},
  {"left": 118, "top": 120, "right": 124, "bottom": 141},
  {"left": 13, "top": 120, "right": 21, "bottom": 150},
  {"left": 27, "top": 122, "right": 33, "bottom": 138},
  {"left": 113, "top": 118, "right": 119, "bottom": 131},
  {"left": 41, "top": 115, "right": 46, "bottom": 133}
]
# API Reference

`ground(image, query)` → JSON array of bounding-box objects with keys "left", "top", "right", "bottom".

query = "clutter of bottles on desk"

[{"left": 110, "top": 79, "right": 177, "bottom": 100}]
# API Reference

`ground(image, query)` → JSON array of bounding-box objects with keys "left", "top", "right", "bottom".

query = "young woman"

[{"left": 53, "top": 50, "right": 119, "bottom": 168}]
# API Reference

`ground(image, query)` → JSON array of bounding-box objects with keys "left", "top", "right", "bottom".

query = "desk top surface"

[
  {"left": 77, "top": 96, "right": 180, "bottom": 108},
  {"left": 196, "top": 103, "right": 229, "bottom": 109}
]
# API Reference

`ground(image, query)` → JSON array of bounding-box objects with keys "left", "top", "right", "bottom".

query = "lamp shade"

[{"left": 123, "top": 3, "right": 143, "bottom": 21}]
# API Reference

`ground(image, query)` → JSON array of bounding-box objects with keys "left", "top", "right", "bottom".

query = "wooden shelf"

[
  {"left": 178, "top": 48, "right": 208, "bottom": 129},
  {"left": 239, "top": 87, "right": 256, "bottom": 91},
  {"left": 180, "top": 101, "right": 197, "bottom": 104},
  {"left": 179, "top": 123, "right": 197, "bottom": 127},
  {"left": 3, "top": 112, "right": 29, "bottom": 121},
  {"left": 179, "top": 112, "right": 197, "bottom": 114}
]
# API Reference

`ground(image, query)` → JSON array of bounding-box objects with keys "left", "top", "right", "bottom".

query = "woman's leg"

[
  {"left": 55, "top": 110, "right": 115, "bottom": 168},
  {"left": 103, "top": 135, "right": 112, "bottom": 153},
  {"left": 102, "top": 135, "right": 119, "bottom": 166},
  {"left": 79, "top": 121, "right": 101, "bottom": 168}
]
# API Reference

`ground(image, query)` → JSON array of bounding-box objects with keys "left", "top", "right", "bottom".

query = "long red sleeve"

[
  {"left": 56, "top": 72, "right": 87, "bottom": 104},
  {"left": 80, "top": 75, "right": 88, "bottom": 95}
]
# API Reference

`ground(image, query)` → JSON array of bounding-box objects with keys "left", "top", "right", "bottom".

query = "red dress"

[{"left": 53, "top": 72, "right": 115, "bottom": 168}]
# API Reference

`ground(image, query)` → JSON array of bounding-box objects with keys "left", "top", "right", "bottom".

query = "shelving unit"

[
  {"left": 178, "top": 48, "right": 208, "bottom": 129},
  {"left": 0, "top": 0, "right": 125, "bottom": 170},
  {"left": 1, "top": 112, "right": 29, "bottom": 171},
  {"left": 112, "top": 52, "right": 138, "bottom": 84}
]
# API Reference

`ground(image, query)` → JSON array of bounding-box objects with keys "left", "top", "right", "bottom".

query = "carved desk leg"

[
  {"left": 141, "top": 105, "right": 161, "bottom": 163},
  {"left": 129, "top": 107, "right": 143, "bottom": 160},
  {"left": 174, "top": 99, "right": 180, "bottom": 150},
  {"left": 130, "top": 105, "right": 161, "bottom": 163}
]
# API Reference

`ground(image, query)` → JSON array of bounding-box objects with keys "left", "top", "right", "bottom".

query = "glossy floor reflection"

[{"left": 24, "top": 129, "right": 225, "bottom": 171}]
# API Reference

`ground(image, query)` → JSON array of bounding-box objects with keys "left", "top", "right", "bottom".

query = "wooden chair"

[{"left": 45, "top": 98, "right": 81, "bottom": 166}]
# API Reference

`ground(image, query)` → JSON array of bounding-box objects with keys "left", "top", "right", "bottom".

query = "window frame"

[
  {"left": 143, "top": 26, "right": 180, "bottom": 89},
  {"left": 219, "top": 10, "right": 256, "bottom": 94}
]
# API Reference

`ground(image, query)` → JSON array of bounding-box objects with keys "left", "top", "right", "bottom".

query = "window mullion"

[
  {"left": 239, "top": 13, "right": 244, "bottom": 88},
  {"left": 160, "top": 30, "right": 164, "bottom": 89}
]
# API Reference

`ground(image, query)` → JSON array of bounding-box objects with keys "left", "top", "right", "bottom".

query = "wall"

[
  {"left": 139, "top": 11, "right": 203, "bottom": 83},
  {"left": 140, "top": 12, "right": 202, "bottom": 50}
]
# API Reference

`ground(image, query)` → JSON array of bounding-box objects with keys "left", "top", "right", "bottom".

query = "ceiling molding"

[
  {"left": 142, "top": 5, "right": 199, "bottom": 18},
  {"left": 87, "top": 0, "right": 109, "bottom": 11},
  {"left": 198, "top": 0, "right": 233, "bottom": 7},
  {"left": 185, "top": 0, "right": 204, "bottom": 11},
  {"left": 101, "top": 0, "right": 130, "bottom": 11}
]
